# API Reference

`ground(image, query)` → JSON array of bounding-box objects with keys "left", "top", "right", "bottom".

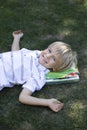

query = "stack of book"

[{"left": 46, "top": 64, "right": 79, "bottom": 85}]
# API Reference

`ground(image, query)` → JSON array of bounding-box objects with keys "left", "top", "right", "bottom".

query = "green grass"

[{"left": 0, "top": 0, "right": 87, "bottom": 130}]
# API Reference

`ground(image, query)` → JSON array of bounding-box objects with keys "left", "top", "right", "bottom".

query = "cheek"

[
  {"left": 49, "top": 61, "right": 56, "bottom": 68},
  {"left": 54, "top": 61, "right": 60, "bottom": 68}
]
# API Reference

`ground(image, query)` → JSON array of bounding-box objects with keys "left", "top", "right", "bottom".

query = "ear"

[
  {"left": 53, "top": 67, "right": 60, "bottom": 72},
  {"left": 53, "top": 67, "right": 56, "bottom": 71}
]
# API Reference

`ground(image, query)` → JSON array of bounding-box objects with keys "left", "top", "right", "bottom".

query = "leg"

[{"left": 11, "top": 30, "right": 23, "bottom": 51}]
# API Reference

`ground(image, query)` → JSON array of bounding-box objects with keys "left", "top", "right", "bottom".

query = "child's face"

[{"left": 38, "top": 47, "right": 61, "bottom": 69}]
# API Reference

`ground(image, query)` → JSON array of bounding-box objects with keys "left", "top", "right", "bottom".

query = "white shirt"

[{"left": 0, "top": 48, "right": 49, "bottom": 92}]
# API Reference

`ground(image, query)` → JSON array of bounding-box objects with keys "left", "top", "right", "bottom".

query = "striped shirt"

[{"left": 0, "top": 48, "right": 49, "bottom": 92}]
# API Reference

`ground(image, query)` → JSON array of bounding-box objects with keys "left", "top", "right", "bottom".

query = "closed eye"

[
  {"left": 53, "top": 58, "right": 55, "bottom": 61},
  {"left": 53, "top": 57, "right": 56, "bottom": 62},
  {"left": 48, "top": 49, "right": 51, "bottom": 53}
]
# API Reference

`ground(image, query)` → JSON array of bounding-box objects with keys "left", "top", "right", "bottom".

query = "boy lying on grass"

[{"left": 0, "top": 30, "right": 77, "bottom": 112}]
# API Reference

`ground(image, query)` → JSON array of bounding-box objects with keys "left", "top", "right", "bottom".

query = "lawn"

[{"left": 0, "top": 0, "right": 87, "bottom": 130}]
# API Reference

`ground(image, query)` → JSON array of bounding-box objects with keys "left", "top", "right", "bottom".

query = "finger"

[{"left": 14, "top": 30, "right": 23, "bottom": 34}]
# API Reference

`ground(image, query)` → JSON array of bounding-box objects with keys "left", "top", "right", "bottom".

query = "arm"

[
  {"left": 11, "top": 30, "right": 23, "bottom": 51},
  {"left": 19, "top": 88, "right": 64, "bottom": 112}
]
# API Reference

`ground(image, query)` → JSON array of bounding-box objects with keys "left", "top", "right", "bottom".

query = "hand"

[
  {"left": 12, "top": 30, "right": 23, "bottom": 39},
  {"left": 48, "top": 98, "right": 64, "bottom": 112}
]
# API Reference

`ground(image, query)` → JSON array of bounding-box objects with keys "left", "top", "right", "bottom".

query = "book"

[{"left": 46, "top": 64, "right": 79, "bottom": 85}]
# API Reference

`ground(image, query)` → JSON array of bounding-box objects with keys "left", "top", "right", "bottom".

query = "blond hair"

[{"left": 48, "top": 41, "right": 77, "bottom": 71}]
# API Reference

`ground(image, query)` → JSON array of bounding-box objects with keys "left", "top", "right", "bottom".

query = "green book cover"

[{"left": 46, "top": 65, "right": 79, "bottom": 79}]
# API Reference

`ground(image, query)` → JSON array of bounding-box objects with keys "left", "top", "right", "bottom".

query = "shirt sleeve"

[{"left": 22, "top": 75, "right": 46, "bottom": 93}]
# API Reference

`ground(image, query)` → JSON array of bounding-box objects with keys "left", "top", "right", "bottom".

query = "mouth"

[{"left": 42, "top": 54, "right": 48, "bottom": 64}]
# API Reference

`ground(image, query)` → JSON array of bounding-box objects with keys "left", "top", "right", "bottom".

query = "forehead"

[{"left": 48, "top": 44, "right": 61, "bottom": 55}]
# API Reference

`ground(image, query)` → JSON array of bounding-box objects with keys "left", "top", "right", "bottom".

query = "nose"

[{"left": 46, "top": 54, "right": 52, "bottom": 58}]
